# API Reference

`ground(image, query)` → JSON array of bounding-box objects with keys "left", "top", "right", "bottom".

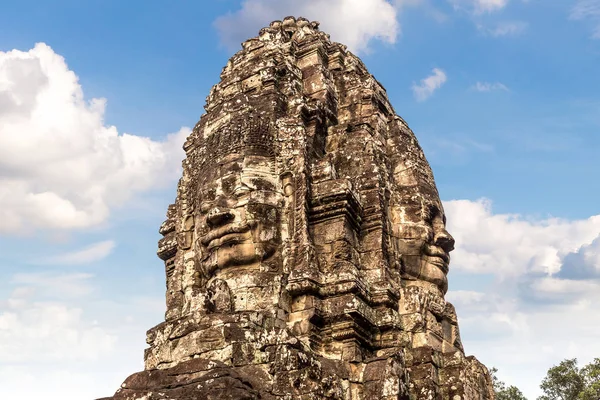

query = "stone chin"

[
  {"left": 214, "top": 240, "right": 259, "bottom": 269},
  {"left": 399, "top": 233, "right": 453, "bottom": 294},
  {"left": 420, "top": 257, "right": 449, "bottom": 294},
  {"left": 401, "top": 253, "right": 449, "bottom": 294}
]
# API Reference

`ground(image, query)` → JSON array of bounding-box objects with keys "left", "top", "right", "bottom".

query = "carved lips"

[
  {"left": 423, "top": 243, "right": 450, "bottom": 274},
  {"left": 201, "top": 223, "right": 252, "bottom": 251}
]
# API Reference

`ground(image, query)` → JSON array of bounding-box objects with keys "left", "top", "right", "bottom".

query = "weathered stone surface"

[{"left": 101, "top": 16, "right": 494, "bottom": 400}]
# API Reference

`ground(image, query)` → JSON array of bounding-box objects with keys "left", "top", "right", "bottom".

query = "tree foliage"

[
  {"left": 538, "top": 359, "right": 585, "bottom": 400},
  {"left": 537, "top": 358, "right": 600, "bottom": 400},
  {"left": 579, "top": 358, "right": 600, "bottom": 400},
  {"left": 490, "top": 358, "right": 600, "bottom": 400},
  {"left": 490, "top": 367, "right": 528, "bottom": 400}
]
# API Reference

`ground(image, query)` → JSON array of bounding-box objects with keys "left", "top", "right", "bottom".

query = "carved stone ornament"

[{"left": 100, "top": 16, "right": 494, "bottom": 400}]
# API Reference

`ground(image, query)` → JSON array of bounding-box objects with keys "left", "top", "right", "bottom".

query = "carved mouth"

[
  {"left": 423, "top": 244, "right": 450, "bottom": 273},
  {"left": 423, "top": 244, "right": 450, "bottom": 262},
  {"left": 201, "top": 224, "right": 251, "bottom": 249},
  {"left": 207, "top": 233, "right": 248, "bottom": 251},
  {"left": 428, "top": 256, "right": 449, "bottom": 274}
]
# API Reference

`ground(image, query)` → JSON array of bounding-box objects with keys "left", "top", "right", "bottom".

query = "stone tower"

[{"left": 102, "top": 17, "right": 494, "bottom": 400}]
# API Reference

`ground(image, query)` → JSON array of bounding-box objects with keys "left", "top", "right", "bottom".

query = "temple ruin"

[{"left": 101, "top": 17, "right": 494, "bottom": 400}]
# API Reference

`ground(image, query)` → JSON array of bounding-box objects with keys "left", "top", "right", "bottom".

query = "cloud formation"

[
  {"left": 473, "top": 81, "right": 509, "bottom": 92},
  {"left": 478, "top": 21, "right": 528, "bottom": 37},
  {"left": 557, "top": 236, "right": 600, "bottom": 280},
  {"left": 443, "top": 199, "right": 600, "bottom": 398},
  {"left": 448, "top": 281, "right": 600, "bottom": 398},
  {"left": 0, "top": 275, "right": 164, "bottom": 400},
  {"left": 0, "top": 285, "right": 116, "bottom": 363},
  {"left": 10, "top": 272, "right": 96, "bottom": 298},
  {"left": 214, "top": 0, "right": 399, "bottom": 53},
  {"left": 412, "top": 68, "right": 447, "bottom": 101},
  {"left": 449, "top": 0, "right": 509, "bottom": 14},
  {"left": 39, "top": 240, "right": 116, "bottom": 265},
  {"left": 571, "top": 0, "right": 600, "bottom": 39},
  {"left": 0, "top": 44, "right": 190, "bottom": 235},
  {"left": 444, "top": 199, "right": 600, "bottom": 277},
  {"left": 476, "top": 0, "right": 509, "bottom": 13}
]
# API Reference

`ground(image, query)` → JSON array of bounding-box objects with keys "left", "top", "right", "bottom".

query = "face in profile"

[
  {"left": 392, "top": 199, "right": 455, "bottom": 294},
  {"left": 194, "top": 155, "right": 281, "bottom": 277}
]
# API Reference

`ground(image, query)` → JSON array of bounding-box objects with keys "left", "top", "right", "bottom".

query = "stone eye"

[{"left": 425, "top": 205, "right": 440, "bottom": 224}]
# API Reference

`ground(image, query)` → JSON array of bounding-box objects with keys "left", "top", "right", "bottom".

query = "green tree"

[
  {"left": 579, "top": 358, "right": 600, "bottom": 400},
  {"left": 538, "top": 359, "right": 585, "bottom": 400},
  {"left": 490, "top": 367, "right": 528, "bottom": 400}
]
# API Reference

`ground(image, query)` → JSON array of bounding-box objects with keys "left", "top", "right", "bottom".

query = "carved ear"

[
  {"left": 184, "top": 214, "right": 194, "bottom": 230},
  {"left": 280, "top": 172, "right": 294, "bottom": 197},
  {"left": 179, "top": 215, "right": 194, "bottom": 250}
]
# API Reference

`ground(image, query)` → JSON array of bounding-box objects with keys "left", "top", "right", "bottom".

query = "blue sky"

[{"left": 0, "top": 1, "right": 599, "bottom": 399}]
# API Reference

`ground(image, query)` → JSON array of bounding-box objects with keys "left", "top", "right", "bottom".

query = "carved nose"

[
  {"left": 434, "top": 230, "right": 455, "bottom": 253},
  {"left": 206, "top": 207, "right": 234, "bottom": 228}
]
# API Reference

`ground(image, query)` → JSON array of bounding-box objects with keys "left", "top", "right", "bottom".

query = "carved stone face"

[
  {"left": 393, "top": 198, "right": 455, "bottom": 294},
  {"left": 195, "top": 155, "right": 281, "bottom": 277}
]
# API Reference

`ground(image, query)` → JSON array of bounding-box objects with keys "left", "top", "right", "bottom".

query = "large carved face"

[
  {"left": 392, "top": 195, "right": 455, "bottom": 294},
  {"left": 194, "top": 154, "right": 281, "bottom": 277}
]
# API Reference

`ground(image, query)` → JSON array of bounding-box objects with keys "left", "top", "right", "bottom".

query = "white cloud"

[
  {"left": 571, "top": 0, "right": 600, "bottom": 39},
  {"left": 478, "top": 21, "right": 528, "bottom": 37},
  {"left": 214, "top": 0, "right": 399, "bottom": 53},
  {"left": 0, "top": 43, "right": 190, "bottom": 235},
  {"left": 0, "top": 276, "right": 164, "bottom": 400},
  {"left": 0, "top": 288, "right": 116, "bottom": 363},
  {"left": 0, "top": 366, "right": 123, "bottom": 400},
  {"left": 553, "top": 236, "right": 600, "bottom": 280},
  {"left": 529, "top": 276, "right": 600, "bottom": 298},
  {"left": 472, "top": 81, "right": 509, "bottom": 92},
  {"left": 412, "top": 68, "right": 447, "bottom": 101},
  {"left": 443, "top": 199, "right": 600, "bottom": 398},
  {"left": 581, "top": 238, "right": 600, "bottom": 271},
  {"left": 448, "top": 284, "right": 600, "bottom": 399},
  {"left": 11, "top": 272, "right": 95, "bottom": 298},
  {"left": 444, "top": 199, "right": 600, "bottom": 277},
  {"left": 449, "top": 0, "right": 509, "bottom": 14},
  {"left": 38, "top": 240, "right": 116, "bottom": 265},
  {"left": 475, "top": 0, "right": 508, "bottom": 12},
  {"left": 572, "top": 0, "right": 600, "bottom": 19}
]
